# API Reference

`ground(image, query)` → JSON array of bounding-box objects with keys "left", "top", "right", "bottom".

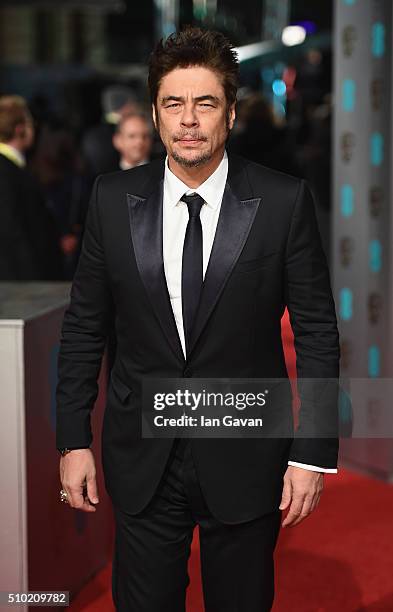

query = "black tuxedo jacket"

[
  {"left": 0, "top": 153, "right": 62, "bottom": 280},
  {"left": 56, "top": 152, "right": 340, "bottom": 524}
]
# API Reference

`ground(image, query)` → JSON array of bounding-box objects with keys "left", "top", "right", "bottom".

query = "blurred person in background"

[
  {"left": 0, "top": 95, "right": 62, "bottom": 280},
  {"left": 29, "top": 123, "right": 91, "bottom": 280},
  {"left": 228, "top": 92, "right": 302, "bottom": 178},
  {"left": 112, "top": 112, "right": 153, "bottom": 170},
  {"left": 107, "top": 112, "right": 153, "bottom": 378},
  {"left": 81, "top": 85, "right": 141, "bottom": 179}
]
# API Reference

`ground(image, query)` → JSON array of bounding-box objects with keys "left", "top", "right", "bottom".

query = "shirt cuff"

[{"left": 288, "top": 461, "right": 338, "bottom": 473}]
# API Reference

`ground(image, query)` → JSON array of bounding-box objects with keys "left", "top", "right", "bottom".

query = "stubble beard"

[{"left": 171, "top": 149, "right": 213, "bottom": 168}]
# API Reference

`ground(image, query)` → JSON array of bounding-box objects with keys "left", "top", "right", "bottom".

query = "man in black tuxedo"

[
  {"left": 57, "top": 27, "right": 340, "bottom": 611},
  {"left": 0, "top": 95, "right": 62, "bottom": 280}
]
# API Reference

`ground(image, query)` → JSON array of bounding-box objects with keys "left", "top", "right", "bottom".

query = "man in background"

[
  {"left": 0, "top": 95, "right": 62, "bottom": 280},
  {"left": 81, "top": 85, "right": 140, "bottom": 179},
  {"left": 112, "top": 112, "right": 152, "bottom": 170}
]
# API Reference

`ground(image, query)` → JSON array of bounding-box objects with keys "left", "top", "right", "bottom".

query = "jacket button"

[{"left": 183, "top": 368, "right": 192, "bottom": 377}]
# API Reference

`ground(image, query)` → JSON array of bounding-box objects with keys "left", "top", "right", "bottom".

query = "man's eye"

[
  {"left": 167, "top": 103, "right": 180, "bottom": 108},
  {"left": 200, "top": 104, "right": 213, "bottom": 107}
]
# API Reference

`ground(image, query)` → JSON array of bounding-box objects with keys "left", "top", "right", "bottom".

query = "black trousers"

[{"left": 111, "top": 438, "right": 282, "bottom": 611}]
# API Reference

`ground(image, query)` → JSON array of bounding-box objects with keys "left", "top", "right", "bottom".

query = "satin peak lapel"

[
  {"left": 127, "top": 179, "right": 185, "bottom": 364},
  {"left": 187, "top": 182, "right": 261, "bottom": 359}
]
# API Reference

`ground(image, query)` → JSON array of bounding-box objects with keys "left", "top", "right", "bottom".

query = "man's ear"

[
  {"left": 152, "top": 104, "right": 158, "bottom": 130},
  {"left": 112, "top": 132, "right": 120, "bottom": 153},
  {"left": 228, "top": 103, "right": 236, "bottom": 131}
]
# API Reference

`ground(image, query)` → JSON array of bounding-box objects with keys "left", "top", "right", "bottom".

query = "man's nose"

[{"left": 180, "top": 105, "right": 199, "bottom": 127}]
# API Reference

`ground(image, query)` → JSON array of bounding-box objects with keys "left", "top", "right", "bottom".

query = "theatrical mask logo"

[
  {"left": 340, "top": 236, "right": 353, "bottom": 267},
  {"left": 370, "top": 78, "right": 383, "bottom": 112},
  {"left": 368, "top": 292, "right": 382, "bottom": 324},
  {"left": 341, "top": 131, "right": 355, "bottom": 163},
  {"left": 369, "top": 186, "right": 383, "bottom": 218},
  {"left": 340, "top": 339, "right": 352, "bottom": 370},
  {"left": 367, "top": 398, "right": 380, "bottom": 430},
  {"left": 342, "top": 25, "right": 357, "bottom": 57}
]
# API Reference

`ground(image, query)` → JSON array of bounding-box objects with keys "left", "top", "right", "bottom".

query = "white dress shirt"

[
  {"left": 0, "top": 142, "right": 26, "bottom": 167},
  {"left": 162, "top": 150, "right": 337, "bottom": 474},
  {"left": 119, "top": 158, "right": 149, "bottom": 170}
]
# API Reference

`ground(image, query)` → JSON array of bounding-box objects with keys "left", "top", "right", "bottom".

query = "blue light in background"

[
  {"left": 275, "top": 102, "right": 286, "bottom": 118},
  {"left": 274, "top": 62, "right": 286, "bottom": 75},
  {"left": 339, "top": 288, "right": 353, "bottom": 321},
  {"left": 338, "top": 386, "right": 353, "bottom": 437},
  {"left": 341, "top": 184, "right": 354, "bottom": 217},
  {"left": 343, "top": 0, "right": 356, "bottom": 5},
  {"left": 343, "top": 79, "right": 355, "bottom": 112},
  {"left": 370, "top": 132, "right": 384, "bottom": 166},
  {"left": 369, "top": 239, "right": 382, "bottom": 272},
  {"left": 272, "top": 79, "right": 286, "bottom": 97},
  {"left": 372, "top": 22, "right": 385, "bottom": 57},
  {"left": 368, "top": 346, "right": 380, "bottom": 377},
  {"left": 163, "top": 25, "right": 176, "bottom": 38},
  {"left": 292, "top": 20, "right": 317, "bottom": 35},
  {"left": 261, "top": 67, "right": 275, "bottom": 83}
]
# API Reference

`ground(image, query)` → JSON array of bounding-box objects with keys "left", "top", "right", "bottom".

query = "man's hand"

[
  {"left": 59, "top": 449, "right": 99, "bottom": 512},
  {"left": 279, "top": 465, "right": 324, "bottom": 527}
]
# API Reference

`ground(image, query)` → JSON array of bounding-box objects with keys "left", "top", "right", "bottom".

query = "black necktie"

[{"left": 181, "top": 192, "right": 205, "bottom": 355}]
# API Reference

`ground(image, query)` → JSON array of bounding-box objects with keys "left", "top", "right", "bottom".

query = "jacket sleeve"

[
  {"left": 284, "top": 179, "right": 340, "bottom": 469},
  {"left": 56, "top": 175, "right": 114, "bottom": 449}
]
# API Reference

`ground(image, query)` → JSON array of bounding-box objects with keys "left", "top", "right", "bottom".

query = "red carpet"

[{"left": 68, "top": 310, "right": 393, "bottom": 611}]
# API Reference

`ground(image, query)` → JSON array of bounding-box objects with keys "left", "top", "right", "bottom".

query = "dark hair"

[
  {"left": 0, "top": 95, "right": 32, "bottom": 142},
  {"left": 148, "top": 26, "right": 239, "bottom": 113},
  {"left": 115, "top": 111, "right": 152, "bottom": 134}
]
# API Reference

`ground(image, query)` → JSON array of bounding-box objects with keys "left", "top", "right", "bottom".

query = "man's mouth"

[{"left": 177, "top": 137, "right": 204, "bottom": 145}]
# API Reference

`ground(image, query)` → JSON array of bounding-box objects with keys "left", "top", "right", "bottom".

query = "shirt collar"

[
  {"left": 164, "top": 150, "right": 228, "bottom": 210},
  {"left": 119, "top": 158, "right": 148, "bottom": 170},
  {"left": 0, "top": 143, "right": 26, "bottom": 168}
]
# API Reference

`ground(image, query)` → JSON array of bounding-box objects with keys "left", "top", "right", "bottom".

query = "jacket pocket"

[
  {"left": 110, "top": 371, "right": 133, "bottom": 403},
  {"left": 235, "top": 251, "right": 279, "bottom": 273}
]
